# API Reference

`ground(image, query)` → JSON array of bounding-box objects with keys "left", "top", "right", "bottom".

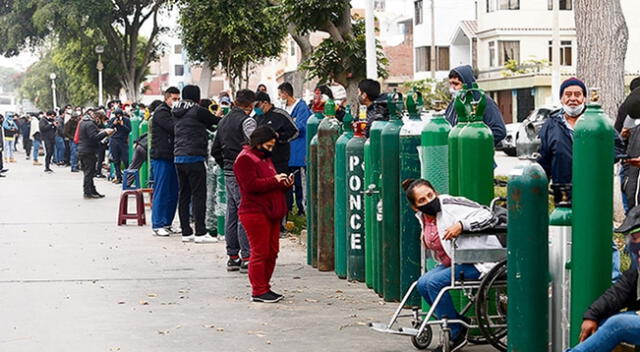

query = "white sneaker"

[
  {"left": 181, "top": 235, "right": 195, "bottom": 242},
  {"left": 165, "top": 226, "right": 181, "bottom": 235},
  {"left": 194, "top": 234, "right": 219, "bottom": 243},
  {"left": 153, "top": 228, "right": 171, "bottom": 237}
]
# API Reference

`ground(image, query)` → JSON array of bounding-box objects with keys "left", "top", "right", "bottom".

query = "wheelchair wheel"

[
  {"left": 411, "top": 322, "right": 433, "bottom": 349},
  {"left": 475, "top": 260, "right": 508, "bottom": 352}
]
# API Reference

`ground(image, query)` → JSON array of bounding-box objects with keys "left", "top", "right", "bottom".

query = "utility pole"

[
  {"left": 50, "top": 73, "right": 57, "bottom": 110},
  {"left": 551, "top": 0, "right": 561, "bottom": 106},
  {"left": 365, "top": 0, "right": 377, "bottom": 80},
  {"left": 95, "top": 45, "right": 105, "bottom": 107},
  {"left": 430, "top": 0, "right": 436, "bottom": 79}
]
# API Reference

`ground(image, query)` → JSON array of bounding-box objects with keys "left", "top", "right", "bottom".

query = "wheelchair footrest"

[{"left": 369, "top": 322, "right": 419, "bottom": 337}]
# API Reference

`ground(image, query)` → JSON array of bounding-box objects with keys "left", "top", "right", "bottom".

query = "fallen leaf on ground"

[
  {"left": 157, "top": 330, "right": 169, "bottom": 335},
  {"left": 147, "top": 293, "right": 158, "bottom": 298},
  {"left": 139, "top": 301, "right": 149, "bottom": 305}
]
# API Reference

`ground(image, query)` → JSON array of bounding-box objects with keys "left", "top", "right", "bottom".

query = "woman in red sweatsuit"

[{"left": 233, "top": 125, "right": 293, "bottom": 303}]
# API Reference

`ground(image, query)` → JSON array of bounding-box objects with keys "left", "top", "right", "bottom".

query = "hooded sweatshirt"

[
  {"left": 444, "top": 65, "right": 507, "bottom": 146},
  {"left": 2, "top": 114, "right": 18, "bottom": 139}
]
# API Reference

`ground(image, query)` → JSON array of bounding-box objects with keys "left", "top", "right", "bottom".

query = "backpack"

[{"left": 73, "top": 120, "right": 82, "bottom": 144}]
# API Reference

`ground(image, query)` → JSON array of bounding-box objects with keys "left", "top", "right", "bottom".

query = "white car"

[{"left": 498, "top": 122, "right": 521, "bottom": 157}]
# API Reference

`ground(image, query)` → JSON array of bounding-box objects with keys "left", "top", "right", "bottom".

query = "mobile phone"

[{"left": 289, "top": 169, "right": 300, "bottom": 178}]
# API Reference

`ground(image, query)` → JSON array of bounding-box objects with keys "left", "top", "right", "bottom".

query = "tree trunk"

[
  {"left": 345, "top": 79, "right": 360, "bottom": 112},
  {"left": 289, "top": 26, "right": 313, "bottom": 98},
  {"left": 575, "top": 0, "right": 628, "bottom": 119},
  {"left": 198, "top": 60, "right": 213, "bottom": 99}
]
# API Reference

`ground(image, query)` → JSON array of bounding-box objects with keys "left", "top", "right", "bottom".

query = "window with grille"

[
  {"left": 498, "top": 41, "right": 520, "bottom": 65},
  {"left": 548, "top": 40, "right": 573, "bottom": 66}
]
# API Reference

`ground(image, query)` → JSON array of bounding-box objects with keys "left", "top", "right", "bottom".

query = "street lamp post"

[
  {"left": 49, "top": 73, "right": 57, "bottom": 110},
  {"left": 95, "top": 45, "right": 105, "bottom": 107}
]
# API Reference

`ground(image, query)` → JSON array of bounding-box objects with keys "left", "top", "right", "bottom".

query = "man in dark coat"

[
  {"left": 39, "top": 111, "right": 58, "bottom": 173},
  {"left": 150, "top": 87, "right": 180, "bottom": 237},
  {"left": 173, "top": 85, "right": 220, "bottom": 243},
  {"left": 77, "top": 110, "right": 114, "bottom": 198},
  {"left": 108, "top": 108, "right": 132, "bottom": 184}
]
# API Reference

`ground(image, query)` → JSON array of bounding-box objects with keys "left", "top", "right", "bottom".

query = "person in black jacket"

[
  {"left": 150, "top": 87, "right": 180, "bottom": 237},
  {"left": 568, "top": 234, "right": 640, "bottom": 351},
  {"left": 108, "top": 108, "right": 132, "bottom": 184},
  {"left": 39, "top": 111, "right": 58, "bottom": 173},
  {"left": 173, "top": 85, "right": 220, "bottom": 243},
  {"left": 212, "top": 89, "right": 257, "bottom": 272},
  {"left": 253, "top": 91, "right": 299, "bottom": 174},
  {"left": 357, "top": 79, "right": 389, "bottom": 138},
  {"left": 77, "top": 109, "right": 114, "bottom": 198}
]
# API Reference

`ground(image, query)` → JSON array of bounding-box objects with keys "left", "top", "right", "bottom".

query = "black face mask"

[
  {"left": 417, "top": 197, "right": 441, "bottom": 216},
  {"left": 257, "top": 147, "right": 272, "bottom": 158}
]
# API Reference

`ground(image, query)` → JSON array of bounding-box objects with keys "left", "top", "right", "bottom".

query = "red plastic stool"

[
  {"left": 117, "top": 190, "right": 146, "bottom": 226},
  {"left": 140, "top": 188, "right": 153, "bottom": 209}
]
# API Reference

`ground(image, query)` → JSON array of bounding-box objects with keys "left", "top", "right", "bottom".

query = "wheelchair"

[{"left": 370, "top": 197, "right": 508, "bottom": 352}]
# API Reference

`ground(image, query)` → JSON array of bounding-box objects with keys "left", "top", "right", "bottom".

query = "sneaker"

[
  {"left": 226, "top": 257, "right": 241, "bottom": 272},
  {"left": 93, "top": 192, "right": 105, "bottom": 198},
  {"left": 269, "top": 291, "right": 284, "bottom": 300},
  {"left": 240, "top": 259, "right": 249, "bottom": 273},
  {"left": 252, "top": 291, "right": 283, "bottom": 303},
  {"left": 95, "top": 174, "right": 106, "bottom": 179},
  {"left": 153, "top": 228, "right": 171, "bottom": 237},
  {"left": 0, "top": 169, "right": 8, "bottom": 173},
  {"left": 71, "top": 169, "right": 79, "bottom": 173},
  {"left": 181, "top": 234, "right": 195, "bottom": 242},
  {"left": 194, "top": 234, "right": 218, "bottom": 243},
  {"left": 164, "top": 226, "right": 181, "bottom": 234},
  {"left": 44, "top": 168, "right": 53, "bottom": 173},
  {"left": 33, "top": 161, "right": 42, "bottom": 166},
  {"left": 83, "top": 193, "right": 102, "bottom": 199}
]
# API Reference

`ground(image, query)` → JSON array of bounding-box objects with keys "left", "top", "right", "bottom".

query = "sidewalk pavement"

[{"left": 0, "top": 149, "right": 492, "bottom": 352}]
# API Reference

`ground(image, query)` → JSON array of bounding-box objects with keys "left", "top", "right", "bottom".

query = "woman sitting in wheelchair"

[{"left": 402, "top": 178, "right": 503, "bottom": 352}]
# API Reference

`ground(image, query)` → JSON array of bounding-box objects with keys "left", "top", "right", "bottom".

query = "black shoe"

[
  {"left": 71, "top": 169, "right": 79, "bottom": 173},
  {"left": 226, "top": 257, "right": 241, "bottom": 272},
  {"left": 251, "top": 291, "right": 283, "bottom": 303},
  {"left": 84, "top": 193, "right": 102, "bottom": 199},
  {"left": 0, "top": 174, "right": 5, "bottom": 178},
  {"left": 44, "top": 168, "right": 53, "bottom": 173},
  {"left": 269, "top": 291, "right": 284, "bottom": 300},
  {"left": 240, "top": 259, "right": 249, "bottom": 273},
  {"left": 93, "top": 192, "right": 105, "bottom": 198},
  {"left": 0, "top": 169, "right": 7, "bottom": 173},
  {"left": 95, "top": 174, "right": 106, "bottom": 179}
]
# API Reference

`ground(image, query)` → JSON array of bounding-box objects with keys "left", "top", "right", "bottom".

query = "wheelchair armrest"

[{"left": 454, "top": 248, "right": 507, "bottom": 264}]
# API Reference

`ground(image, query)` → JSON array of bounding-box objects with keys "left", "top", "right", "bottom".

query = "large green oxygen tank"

[
  {"left": 306, "top": 111, "right": 323, "bottom": 266},
  {"left": 570, "top": 92, "right": 614, "bottom": 347},
  {"left": 139, "top": 117, "right": 149, "bottom": 187},
  {"left": 399, "top": 92, "right": 424, "bottom": 307},
  {"left": 365, "top": 117, "right": 390, "bottom": 295},
  {"left": 549, "top": 184, "right": 572, "bottom": 352},
  {"left": 380, "top": 91, "right": 404, "bottom": 301},
  {"left": 309, "top": 135, "right": 319, "bottom": 268},
  {"left": 317, "top": 100, "right": 340, "bottom": 272},
  {"left": 420, "top": 112, "right": 451, "bottom": 193},
  {"left": 216, "top": 168, "right": 226, "bottom": 236},
  {"left": 129, "top": 111, "right": 141, "bottom": 163},
  {"left": 346, "top": 111, "right": 367, "bottom": 282},
  {"left": 507, "top": 159, "right": 549, "bottom": 352},
  {"left": 447, "top": 99, "right": 467, "bottom": 196},
  {"left": 457, "top": 83, "right": 494, "bottom": 205},
  {"left": 334, "top": 107, "right": 354, "bottom": 279}
]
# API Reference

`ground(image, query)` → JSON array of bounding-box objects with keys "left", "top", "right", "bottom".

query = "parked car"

[
  {"left": 515, "top": 106, "right": 560, "bottom": 157},
  {"left": 498, "top": 122, "right": 521, "bottom": 157}
]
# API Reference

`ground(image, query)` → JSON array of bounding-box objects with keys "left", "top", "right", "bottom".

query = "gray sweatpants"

[{"left": 225, "top": 174, "right": 250, "bottom": 259}]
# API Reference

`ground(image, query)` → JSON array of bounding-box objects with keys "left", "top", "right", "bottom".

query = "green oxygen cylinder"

[
  {"left": 549, "top": 184, "right": 572, "bottom": 352},
  {"left": 317, "top": 100, "right": 340, "bottom": 272},
  {"left": 334, "top": 107, "right": 354, "bottom": 279},
  {"left": 507, "top": 159, "right": 549, "bottom": 352},
  {"left": 306, "top": 110, "right": 323, "bottom": 266},
  {"left": 399, "top": 92, "right": 425, "bottom": 307},
  {"left": 346, "top": 112, "right": 367, "bottom": 282},
  {"left": 457, "top": 83, "right": 494, "bottom": 205},
  {"left": 361, "top": 106, "right": 375, "bottom": 289},
  {"left": 420, "top": 112, "right": 451, "bottom": 193},
  {"left": 380, "top": 91, "right": 404, "bottom": 301},
  {"left": 309, "top": 134, "right": 319, "bottom": 268},
  {"left": 447, "top": 99, "right": 468, "bottom": 196},
  {"left": 570, "top": 92, "right": 614, "bottom": 347},
  {"left": 366, "top": 118, "right": 390, "bottom": 295},
  {"left": 216, "top": 168, "right": 226, "bottom": 236},
  {"left": 139, "top": 117, "right": 149, "bottom": 187},
  {"left": 129, "top": 112, "right": 141, "bottom": 163}
]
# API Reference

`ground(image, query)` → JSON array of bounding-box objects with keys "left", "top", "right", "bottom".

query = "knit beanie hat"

[
  {"left": 560, "top": 77, "right": 587, "bottom": 98},
  {"left": 182, "top": 85, "right": 201, "bottom": 103},
  {"left": 250, "top": 125, "right": 277, "bottom": 147}
]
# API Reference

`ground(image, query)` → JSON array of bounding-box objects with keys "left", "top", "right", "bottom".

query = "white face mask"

[
  {"left": 449, "top": 87, "right": 459, "bottom": 98},
  {"left": 562, "top": 103, "right": 585, "bottom": 117}
]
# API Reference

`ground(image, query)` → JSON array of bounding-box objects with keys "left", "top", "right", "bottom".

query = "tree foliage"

[
  {"left": 0, "top": 0, "right": 169, "bottom": 101},
  {"left": 402, "top": 78, "right": 451, "bottom": 111},
  {"left": 178, "top": 0, "right": 287, "bottom": 92},
  {"left": 0, "top": 66, "right": 22, "bottom": 93}
]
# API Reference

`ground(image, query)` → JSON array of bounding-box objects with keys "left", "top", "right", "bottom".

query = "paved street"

[{"left": 0, "top": 149, "right": 495, "bottom": 352}]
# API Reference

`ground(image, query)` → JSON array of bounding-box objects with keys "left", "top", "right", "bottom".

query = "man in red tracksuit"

[{"left": 233, "top": 125, "right": 293, "bottom": 303}]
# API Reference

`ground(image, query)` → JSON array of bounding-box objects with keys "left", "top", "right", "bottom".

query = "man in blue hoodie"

[{"left": 444, "top": 65, "right": 506, "bottom": 147}]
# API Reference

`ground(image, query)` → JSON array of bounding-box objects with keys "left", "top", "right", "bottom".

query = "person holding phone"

[{"left": 233, "top": 125, "right": 293, "bottom": 303}]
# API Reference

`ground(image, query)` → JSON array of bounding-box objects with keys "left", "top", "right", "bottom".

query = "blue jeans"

[
  {"left": 151, "top": 159, "right": 179, "bottom": 229},
  {"left": 620, "top": 165, "right": 630, "bottom": 214},
  {"left": 32, "top": 138, "right": 41, "bottom": 161},
  {"left": 416, "top": 264, "right": 481, "bottom": 339},
  {"left": 54, "top": 135, "right": 65, "bottom": 163},
  {"left": 70, "top": 141, "right": 78, "bottom": 170},
  {"left": 567, "top": 311, "right": 640, "bottom": 352}
]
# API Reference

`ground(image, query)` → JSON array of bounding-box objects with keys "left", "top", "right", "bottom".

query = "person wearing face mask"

[
  {"left": 77, "top": 109, "right": 115, "bottom": 198},
  {"left": 445, "top": 65, "right": 506, "bottom": 147},
  {"left": 402, "top": 178, "right": 502, "bottom": 352},
  {"left": 212, "top": 89, "right": 257, "bottom": 273},
  {"left": 150, "top": 87, "right": 181, "bottom": 237},
  {"left": 39, "top": 111, "right": 58, "bottom": 173},
  {"left": 357, "top": 79, "right": 388, "bottom": 138},
  {"left": 233, "top": 125, "right": 294, "bottom": 303},
  {"left": 565, "top": 231, "right": 640, "bottom": 352}
]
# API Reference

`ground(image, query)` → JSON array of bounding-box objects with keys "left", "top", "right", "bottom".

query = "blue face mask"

[{"left": 254, "top": 107, "right": 264, "bottom": 116}]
